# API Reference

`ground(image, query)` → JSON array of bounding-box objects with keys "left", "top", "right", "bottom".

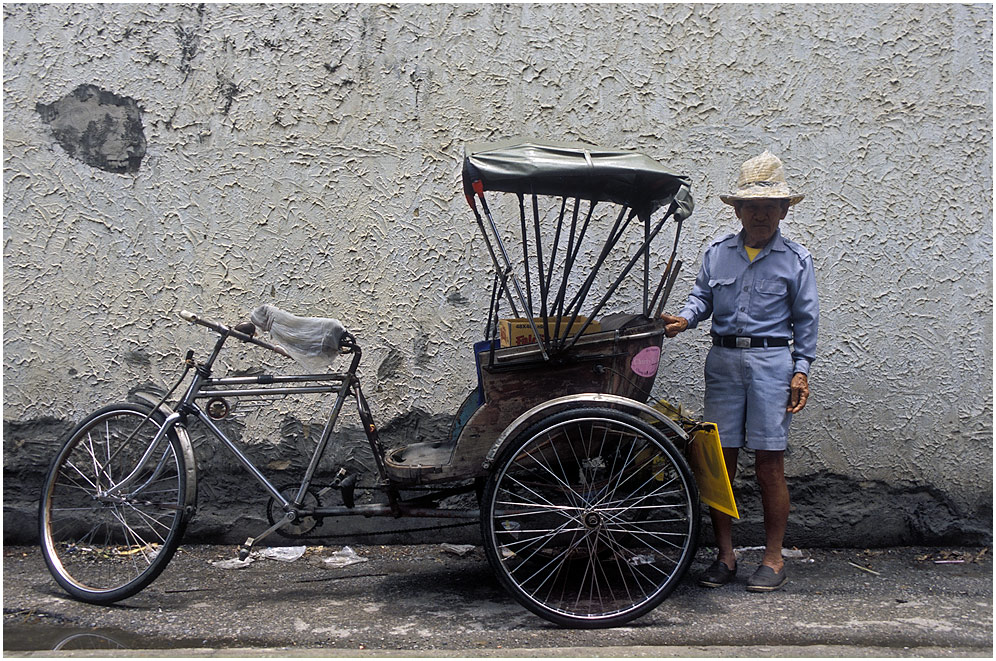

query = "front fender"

[
  {"left": 130, "top": 390, "right": 198, "bottom": 517},
  {"left": 482, "top": 393, "right": 689, "bottom": 471}
]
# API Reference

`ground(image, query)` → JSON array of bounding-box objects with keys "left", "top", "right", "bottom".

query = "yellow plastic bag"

[{"left": 688, "top": 422, "right": 739, "bottom": 519}]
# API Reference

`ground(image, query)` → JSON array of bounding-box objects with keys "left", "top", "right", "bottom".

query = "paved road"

[{"left": 3, "top": 544, "right": 992, "bottom": 657}]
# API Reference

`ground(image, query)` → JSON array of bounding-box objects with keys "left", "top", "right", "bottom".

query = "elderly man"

[{"left": 662, "top": 151, "right": 818, "bottom": 592}]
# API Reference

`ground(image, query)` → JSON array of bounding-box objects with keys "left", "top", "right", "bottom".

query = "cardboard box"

[{"left": 499, "top": 316, "right": 602, "bottom": 348}]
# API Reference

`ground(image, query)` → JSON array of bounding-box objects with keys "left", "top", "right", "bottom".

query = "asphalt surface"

[{"left": 3, "top": 544, "right": 992, "bottom": 657}]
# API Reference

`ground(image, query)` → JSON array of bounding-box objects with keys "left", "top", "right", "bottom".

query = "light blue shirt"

[{"left": 678, "top": 229, "right": 819, "bottom": 375}]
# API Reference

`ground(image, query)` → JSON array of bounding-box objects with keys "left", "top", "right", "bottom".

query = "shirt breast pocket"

[
  {"left": 708, "top": 277, "right": 737, "bottom": 315},
  {"left": 751, "top": 278, "right": 788, "bottom": 319}
]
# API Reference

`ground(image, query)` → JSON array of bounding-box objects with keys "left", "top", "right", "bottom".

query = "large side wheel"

[
  {"left": 39, "top": 403, "right": 193, "bottom": 604},
  {"left": 481, "top": 407, "right": 699, "bottom": 628}
]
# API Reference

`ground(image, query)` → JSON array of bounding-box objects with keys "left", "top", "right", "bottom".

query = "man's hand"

[
  {"left": 787, "top": 372, "right": 809, "bottom": 413},
  {"left": 661, "top": 314, "right": 688, "bottom": 338}
]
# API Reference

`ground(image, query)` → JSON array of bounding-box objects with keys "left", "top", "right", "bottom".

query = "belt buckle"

[{"left": 735, "top": 336, "right": 751, "bottom": 349}]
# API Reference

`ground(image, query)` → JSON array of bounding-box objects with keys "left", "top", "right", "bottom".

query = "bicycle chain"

[
  {"left": 266, "top": 484, "right": 481, "bottom": 542},
  {"left": 279, "top": 518, "right": 480, "bottom": 542}
]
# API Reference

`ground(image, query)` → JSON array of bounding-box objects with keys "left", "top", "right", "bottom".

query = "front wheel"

[
  {"left": 39, "top": 403, "right": 193, "bottom": 604},
  {"left": 481, "top": 408, "right": 699, "bottom": 628}
]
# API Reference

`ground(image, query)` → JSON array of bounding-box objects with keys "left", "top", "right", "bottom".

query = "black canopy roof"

[{"left": 462, "top": 138, "right": 689, "bottom": 216}]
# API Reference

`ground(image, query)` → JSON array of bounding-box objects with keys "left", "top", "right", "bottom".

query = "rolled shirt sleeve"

[{"left": 678, "top": 246, "right": 717, "bottom": 329}]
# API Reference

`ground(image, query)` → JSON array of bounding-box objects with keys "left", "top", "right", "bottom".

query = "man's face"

[{"left": 735, "top": 199, "right": 789, "bottom": 248}]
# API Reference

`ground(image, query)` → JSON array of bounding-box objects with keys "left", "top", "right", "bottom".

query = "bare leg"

[
  {"left": 709, "top": 447, "right": 740, "bottom": 570},
  {"left": 755, "top": 449, "right": 789, "bottom": 572}
]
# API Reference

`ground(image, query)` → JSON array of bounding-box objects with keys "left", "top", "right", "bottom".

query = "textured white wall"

[{"left": 3, "top": 3, "right": 992, "bottom": 543}]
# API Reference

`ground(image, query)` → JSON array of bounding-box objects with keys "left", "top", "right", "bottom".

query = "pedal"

[
  {"left": 339, "top": 473, "right": 357, "bottom": 509},
  {"left": 318, "top": 467, "right": 348, "bottom": 496}
]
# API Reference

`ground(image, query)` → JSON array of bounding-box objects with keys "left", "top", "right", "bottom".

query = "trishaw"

[{"left": 39, "top": 139, "right": 710, "bottom": 629}]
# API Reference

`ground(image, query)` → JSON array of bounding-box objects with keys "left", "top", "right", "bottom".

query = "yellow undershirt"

[{"left": 745, "top": 245, "right": 762, "bottom": 262}]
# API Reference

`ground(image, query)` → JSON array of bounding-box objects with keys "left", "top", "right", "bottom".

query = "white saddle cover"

[{"left": 250, "top": 304, "right": 346, "bottom": 371}]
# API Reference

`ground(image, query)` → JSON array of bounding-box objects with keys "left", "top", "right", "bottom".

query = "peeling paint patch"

[{"left": 35, "top": 84, "right": 146, "bottom": 173}]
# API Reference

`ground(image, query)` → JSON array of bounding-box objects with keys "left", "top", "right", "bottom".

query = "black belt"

[{"left": 712, "top": 335, "right": 789, "bottom": 349}]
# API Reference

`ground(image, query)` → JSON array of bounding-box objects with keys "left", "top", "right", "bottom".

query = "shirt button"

[
  {"left": 743, "top": 286, "right": 749, "bottom": 292},
  {"left": 740, "top": 307, "right": 746, "bottom": 311}
]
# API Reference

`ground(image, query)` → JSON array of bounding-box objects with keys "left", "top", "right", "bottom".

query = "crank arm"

[{"left": 239, "top": 511, "right": 296, "bottom": 560}]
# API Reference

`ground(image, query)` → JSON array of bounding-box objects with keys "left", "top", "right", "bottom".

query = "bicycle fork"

[{"left": 99, "top": 411, "right": 183, "bottom": 501}]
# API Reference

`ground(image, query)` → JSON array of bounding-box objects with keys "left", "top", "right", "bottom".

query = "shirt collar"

[{"left": 734, "top": 229, "right": 786, "bottom": 259}]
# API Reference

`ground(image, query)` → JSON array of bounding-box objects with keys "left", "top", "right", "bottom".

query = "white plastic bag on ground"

[
  {"left": 259, "top": 546, "right": 307, "bottom": 562},
  {"left": 323, "top": 546, "right": 368, "bottom": 568},
  {"left": 250, "top": 304, "right": 346, "bottom": 371},
  {"left": 211, "top": 557, "right": 254, "bottom": 570},
  {"left": 441, "top": 543, "right": 475, "bottom": 557}
]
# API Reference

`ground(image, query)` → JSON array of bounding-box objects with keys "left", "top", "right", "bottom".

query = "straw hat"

[{"left": 720, "top": 150, "right": 804, "bottom": 206}]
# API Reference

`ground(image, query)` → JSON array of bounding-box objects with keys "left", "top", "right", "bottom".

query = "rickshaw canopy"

[
  {"left": 463, "top": 137, "right": 694, "bottom": 362},
  {"left": 462, "top": 138, "right": 689, "bottom": 218}
]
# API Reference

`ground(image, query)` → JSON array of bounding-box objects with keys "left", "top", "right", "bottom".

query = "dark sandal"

[
  {"left": 746, "top": 565, "right": 787, "bottom": 592},
  {"left": 698, "top": 560, "right": 737, "bottom": 588}
]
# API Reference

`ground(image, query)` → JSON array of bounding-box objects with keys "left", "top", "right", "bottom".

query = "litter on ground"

[
  {"left": 211, "top": 556, "right": 254, "bottom": 570},
  {"left": 324, "top": 546, "right": 368, "bottom": 568},
  {"left": 441, "top": 543, "right": 475, "bottom": 557},
  {"left": 259, "top": 546, "right": 307, "bottom": 562}
]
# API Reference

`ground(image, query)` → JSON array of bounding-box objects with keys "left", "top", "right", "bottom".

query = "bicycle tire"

[
  {"left": 481, "top": 407, "right": 699, "bottom": 628},
  {"left": 39, "top": 403, "right": 193, "bottom": 604}
]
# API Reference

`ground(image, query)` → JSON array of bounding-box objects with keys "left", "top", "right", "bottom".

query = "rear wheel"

[
  {"left": 481, "top": 407, "right": 699, "bottom": 628},
  {"left": 39, "top": 404, "right": 193, "bottom": 604}
]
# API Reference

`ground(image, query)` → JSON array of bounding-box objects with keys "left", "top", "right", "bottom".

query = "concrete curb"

[{"left": 5, "top": 645, "right": 994, "bottom": 658}]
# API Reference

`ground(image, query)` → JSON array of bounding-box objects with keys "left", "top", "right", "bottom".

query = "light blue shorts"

[{"left": 704, "top": 345, "right": 794, "bottom": 451}]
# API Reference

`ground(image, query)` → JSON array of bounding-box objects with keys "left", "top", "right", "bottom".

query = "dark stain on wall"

[
  {"left": 446, "top": 289, "right": 469, "bottom": 306},
  {"left": 123, "top": 350, "right": 152, "bottom": 367},
  {"left": 413, "top": 336, "right": 431, "bottom": 365},
  {"left": 214, "top": 73, "right": 240, "bottom": 115},
  {"left": 35, "top": 84, "right": 146, "bottom": 174},
  {"left": 175, "top": 25, "right": 200, "bottom": 79},
  {"left": 706, "top": 471, "right": 993, "bottom": 549},
  {"left": 377, "top": 347, "right": 405, "bottom": 381}
]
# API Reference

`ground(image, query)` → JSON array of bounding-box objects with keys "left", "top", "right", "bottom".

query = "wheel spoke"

[
  {"left": 595, "top": 528, "right": 644, "bottom": 605},
  {"left": 599, "top": 431, "right": 641, "bottom": 508},
  {"left": 535, "top": 433, "right": 581, "bottom": 508},
  {"left": 521, "top": 441, "right": 585, "bottom": 509},
  {"left": 516, "top": 527, "right": 592, "bottom": 596},
  {"left": 597, "top": 526, "right": 668, "bottom": 584},
  {"left": 121, "top": 502, "right": 174, "bottom": 541},
  {"left": 61, "top": 459, "right": 101, "bottom": 492},
  {"left": 84, "top": 431, "right": 104, "bottom": 489},
  {"left": 504, "top": 516, "right": 581, "bottom": 564},
  {"left": 498, "top": 471, "right": 576, "bottom": 514},
  {"left": 598, "top": 470, "right": 681, "bottom": 513}
]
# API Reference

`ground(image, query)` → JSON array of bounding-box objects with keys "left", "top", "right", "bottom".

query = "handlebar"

[{"left": 179, "top": 310, "right": 294, "bottom": 359}]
